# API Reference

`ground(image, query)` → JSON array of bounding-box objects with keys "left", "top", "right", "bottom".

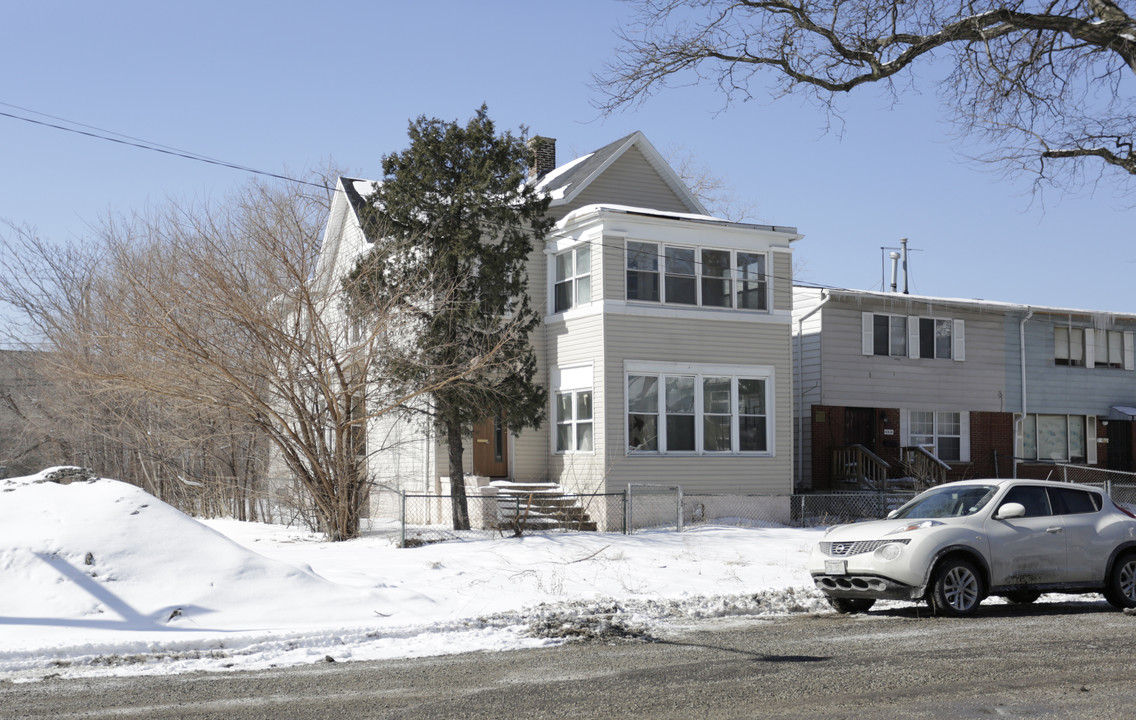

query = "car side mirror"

[{"left": 995, "top": 502, "right": 1026, "bottom": 520}]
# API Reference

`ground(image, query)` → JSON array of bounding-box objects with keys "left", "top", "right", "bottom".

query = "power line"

[{"left": 0, "top": 102, "right": 329, "bottom": 190}]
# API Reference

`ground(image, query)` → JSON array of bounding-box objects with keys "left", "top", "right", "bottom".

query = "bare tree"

[
  {"left": 0, "top": 176, "right": 523, "bottom": 540},
  {"left": 596, "top": 0, "right": 1136, "bottom": 192},
  {"left": 666, "top": 144, "right": 758, "bottom": 221}
]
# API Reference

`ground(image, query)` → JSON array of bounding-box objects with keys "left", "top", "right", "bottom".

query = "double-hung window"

[
  {"left": 1020, "top": 414, "right": 1089, "bottom": 463},
  {"left": 626, "top": 241, "right": 660, "bottom": 302},
  {"left": 861, "top": 313, "right": 964, "bottom": 360},
  {"left": 1054, "top": 327, "right": 1085, "bottom": 366},
  {"left": 909, "top": 411, "right": 962, "bottom": 462},
  {"left": 870, "top": 314, "right": 907, "bottom": 357},
  {"left": 1094, "top": 330, "right": 1124, "bottom": 369},
  {"left": 553, "top": 245, "right": 591, "bottom": 313},
  {"left": 918, "top": 318, "right": 953, "bottom": 359},
  {"left": 556, "top": 390, "right": 593, "bottom": 453},
  {"left": 626, "top": 242, "right": 768, "bottom": 310},
  {"left": 554, "top": 364, "right": 594, "bottom": 454},
  {"left": 627, "top": 364, "right": 771, "bottom": 454},
  {"left": 735, "top": 252, "right": 767, "bottom": 310}
]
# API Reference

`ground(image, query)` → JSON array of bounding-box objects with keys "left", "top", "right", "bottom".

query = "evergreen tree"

[{"left": 350, "top": 105, "right": 552, "bottom": 530}]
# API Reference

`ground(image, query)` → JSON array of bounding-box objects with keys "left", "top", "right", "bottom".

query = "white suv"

[{"left": 808, "top": 478, "right": 1136, "bottom": 616}]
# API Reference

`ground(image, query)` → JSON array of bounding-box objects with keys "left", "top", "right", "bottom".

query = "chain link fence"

[{"left": 791, "top": 492, "right": 916, "bottom": 527}]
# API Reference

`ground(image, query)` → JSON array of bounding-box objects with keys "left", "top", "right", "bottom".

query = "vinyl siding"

[
  {"left": 545, "top": 314, "right": 607, "bottom": 492},
  {"left": 600, "top": 313, "right": 794, "bottom": 494},
  {"left": 772, "top": 251, "right": 792, "bottom": 312},
  {"left": 1013, "top": 317, "right": 1136, "bottom": 416},
  {"left": 792, "top": 288, "right": 826, "bottom": 487},
  {"left": 817, "top": 301, "right": 1006, "bottom": 411},
  {"left": 561, "top": 146, "right": 691, "bottom": 216}
]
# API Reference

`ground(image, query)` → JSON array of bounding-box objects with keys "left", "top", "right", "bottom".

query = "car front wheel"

[
  {"left": 929, "top": 558, "right": 983, "bottom": 617},
  {"left": 827, "top": 597, "right": 876, "bottom": 614},
  {"left": 1104, "top": 553, "right": 1136, "bottom": 610}
]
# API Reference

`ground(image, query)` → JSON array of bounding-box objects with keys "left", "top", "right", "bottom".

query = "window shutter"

[
  {"left": 862, "top": 313, "right": 874, "bottom": 356},
  {"left": 906, "top": 317, "right": 918, "bottom": 359},
  {"left": 1088, "top": 416, "right": 1098, "bottom": 465},
  {"left": 960, "top": 412, "right": 970, "bottom": 462},
  {"left": 952, "top": 319, "right": 965, "bottom": 361},
  {"left": 1085, "top": 329, "right": 1096, "bottom": 369},
  {"left": 899, "top": 408, "right": 910, "bottom": 446},
  {"left": 1125, "top": 332, "right": 1135, "bottom": 371}
]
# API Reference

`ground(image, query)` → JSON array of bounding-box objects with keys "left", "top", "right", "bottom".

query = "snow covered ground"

[{"left": 0, "top": 469, "right": 835, "bottom": 682}]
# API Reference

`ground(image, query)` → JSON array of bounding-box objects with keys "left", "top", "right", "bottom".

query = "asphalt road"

[{"left": 5, "top": 599, "right": 1136, "bottom": 719}]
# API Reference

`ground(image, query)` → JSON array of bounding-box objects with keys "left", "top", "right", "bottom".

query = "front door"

[
  {"left": 472, "top": 415, "right": 509, "bottom": 477},
  {"left": 1109, "top": 420, "right": 1133, "bottom": 471},
  {"left": 844, "top": 407, "right": 876, "bottom": 451}
]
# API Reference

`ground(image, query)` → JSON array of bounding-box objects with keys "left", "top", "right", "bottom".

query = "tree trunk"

[{"left": 446, "top": 421, "right": 471, "bottom": 530}]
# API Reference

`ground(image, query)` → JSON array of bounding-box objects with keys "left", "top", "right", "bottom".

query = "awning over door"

[{"left": 1109, "top": 406, "right": 1136, "bottom": 420}]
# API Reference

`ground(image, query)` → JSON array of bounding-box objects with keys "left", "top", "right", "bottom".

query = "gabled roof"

[{"left": 534, "top": 131, "right": 707, "bottom": 215}]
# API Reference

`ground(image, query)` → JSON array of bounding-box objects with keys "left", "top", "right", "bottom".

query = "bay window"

[
  {"left": 627, "top": 363, "right": 772, "bottom": 454},
  {"left": 625, "top": 242, "right": 768, "bottom": 310},
  {"left": 553, "top": 244, "right": 591, "bottom": 313}
]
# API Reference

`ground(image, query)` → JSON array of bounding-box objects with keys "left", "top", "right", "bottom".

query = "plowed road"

[{"left": 5, "top": 600, "right": 1136, "bottom": 719}]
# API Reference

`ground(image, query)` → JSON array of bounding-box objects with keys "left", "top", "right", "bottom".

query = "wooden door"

[{"left": 472, "top": 415, "right": 509, "bottom": 477}]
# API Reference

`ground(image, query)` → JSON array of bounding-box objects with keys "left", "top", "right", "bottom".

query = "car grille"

[{"left": 820, "top": 539, "right": 910, "bottom": 557}]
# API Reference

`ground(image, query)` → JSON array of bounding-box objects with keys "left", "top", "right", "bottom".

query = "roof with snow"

[
  {"left": 533, "top": 131, "right": 707, "bottom": 215},
  {"left": 805, "top": 286, "right": 1136, "bottom": 322}
]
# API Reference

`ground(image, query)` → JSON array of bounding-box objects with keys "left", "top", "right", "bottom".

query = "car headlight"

[
  {"left": 874, "top": 542, "right": 905, "bottom": 561},
  {"left": 888, "top": 520, "right": 943, "bottom": 534}
]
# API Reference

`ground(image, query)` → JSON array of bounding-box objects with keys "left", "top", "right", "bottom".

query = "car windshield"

[{"left": 891, "top": 484, "right": 998, "bottom": 519}]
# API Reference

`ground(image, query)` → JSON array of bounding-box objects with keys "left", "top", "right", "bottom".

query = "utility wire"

[{"left": 0, "top": 102, "right": 329, "bottom": 190}]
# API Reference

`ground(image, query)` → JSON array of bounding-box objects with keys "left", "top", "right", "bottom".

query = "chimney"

[{"left": 528, "top": 136, "right": 557, "bottom": 180}]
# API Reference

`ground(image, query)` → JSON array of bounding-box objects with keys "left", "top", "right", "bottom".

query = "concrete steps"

[{"left": 489, "top": 481, "right": 598, "bottom": 532}]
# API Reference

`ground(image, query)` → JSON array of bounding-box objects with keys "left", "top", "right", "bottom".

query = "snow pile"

[{"left": 0, "top": 469, "right": 828, "bottom": 681}]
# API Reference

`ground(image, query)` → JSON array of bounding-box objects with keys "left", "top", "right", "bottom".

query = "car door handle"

[{"left": 1046, "top": 526, "right": 1063, "bottom": 533}]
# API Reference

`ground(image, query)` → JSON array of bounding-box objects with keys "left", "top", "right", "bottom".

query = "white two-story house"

[{"left": 315, "top": 132, "right": 801, "bottom": 527}]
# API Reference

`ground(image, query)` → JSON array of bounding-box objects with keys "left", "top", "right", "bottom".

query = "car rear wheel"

[
  {"left": 1003, "top": 590, "right": 1041, "bottom": 605},
  {"left": 827, "top": 597, "right": 876, "bottom": 614},
  {"left": 1104, "top": 552, "right": 1136, "bottom": 610},
  {"left": 929, "top": 558, "right": 983, "bottom": 617}
]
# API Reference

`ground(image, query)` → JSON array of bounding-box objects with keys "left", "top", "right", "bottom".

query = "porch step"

[{"left": 488, "top": 480, "right": 598, "bottom": 532}]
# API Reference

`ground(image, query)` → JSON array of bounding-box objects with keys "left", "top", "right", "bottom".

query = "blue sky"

[{"left": 2, "top": 1, "right": 1133, "bottom": 314}]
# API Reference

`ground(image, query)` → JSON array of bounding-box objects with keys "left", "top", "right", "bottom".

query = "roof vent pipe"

[
  {"left": 900, "top": 238, "right": 909, "bottom": 294},
  {"left": 889, "top": 252, "right": 901, "bottom": 292}
]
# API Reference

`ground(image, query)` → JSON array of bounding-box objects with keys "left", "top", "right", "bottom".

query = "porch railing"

[
  {"left": 901, "top": 445, "right": 951, "bottom": 490},
  {"left": 832, "top": 444, "right": 890, "bottom": 490}
]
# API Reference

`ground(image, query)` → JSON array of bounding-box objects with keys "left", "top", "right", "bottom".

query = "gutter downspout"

[
  {"left": 1017, "top": 308, "right": 1033, "bottom": 479},
  {"left": 796, "top": 290, "right": 831, "bottom": 490}
]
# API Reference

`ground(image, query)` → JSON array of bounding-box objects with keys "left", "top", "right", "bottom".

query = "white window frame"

[
  {"left": 1054, "top": 326, "right": 1086, "bottom": 367},
  {"left": 1086, "top": 329, "right": 1135, "bottom": 370},
  {"left": 861, "top": 313, "right": 965, "bottom": 361},
  {"left": 552, "top": 364, "right": 594, "bottom": 455},
  {"left": 626, "top": 243, "right": 769, "bottom": 312},
  {"left": 1017, "top": 413, "right": 1096, "bottom": 464},
  {"left": 901, "top": 409, "right": 970, "bottom": 462},
  {"left": 552, "top": 244, "right": 592, "bottom": 314},
  {"left": 625, "top": 361, "right": 774, "bottom": 456}
]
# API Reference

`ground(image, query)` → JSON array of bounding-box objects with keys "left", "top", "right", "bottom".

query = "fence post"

[
  {"left": 626, "top": 485, "right": 633, "bottom": 535},
  {"left": 400, "top": 491, "right": 406, "bottom": 549},
  {"left": 676, "top": 485, "right": 684, "bottom": 532},
  {"left": 622, "top": 490, "right": 628, "bottom": 534}
]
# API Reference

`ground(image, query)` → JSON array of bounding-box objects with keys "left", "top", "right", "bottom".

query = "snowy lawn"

[{"left": 0, "top": 470, "right": 833, "bottom": 681}]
